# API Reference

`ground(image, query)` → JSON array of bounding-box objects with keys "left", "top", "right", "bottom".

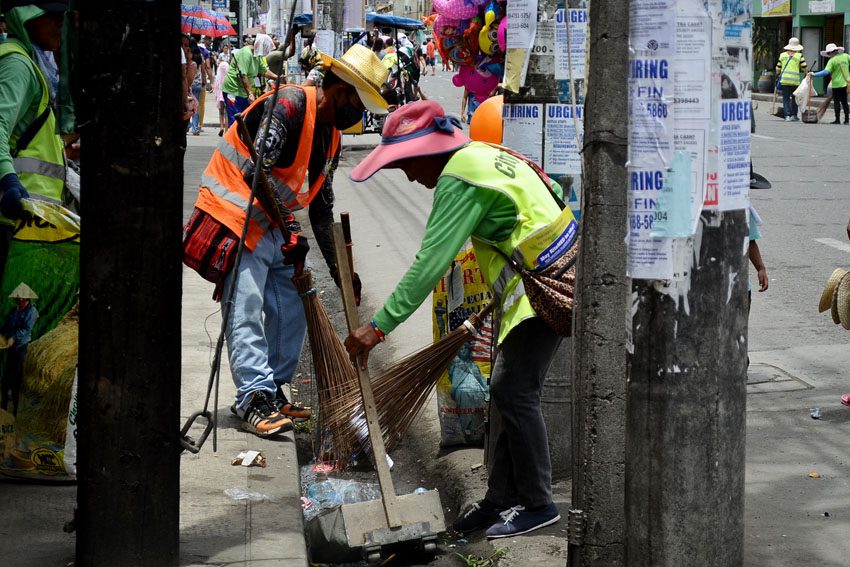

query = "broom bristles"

[{"left": 322, "top": 301, "right": 495, "bottom": 456}]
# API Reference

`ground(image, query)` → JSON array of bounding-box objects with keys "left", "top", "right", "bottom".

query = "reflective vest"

[
  {"left": 194, "top": 85, "right": 340, "bottom": 250},
  {"left": 0, "top": 41, "right": 66, "bottom": 213},
  {"left": 777, "top": 52, "right": 804, "bottom": 86},
  {"left": 441, "top": 142, "right": 579, "bottom": 344}
]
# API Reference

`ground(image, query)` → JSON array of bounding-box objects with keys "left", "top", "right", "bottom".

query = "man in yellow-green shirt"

[
  {"left": 810, "top": 42, "right": 850, "bottom": 124},
  {"left": 775, "top": 37, "right": 808, "bottom": 122}
]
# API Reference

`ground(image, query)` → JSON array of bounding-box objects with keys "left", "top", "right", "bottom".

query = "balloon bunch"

[{"left": 431, "top": 0, "right": 507, "bottom": 103}]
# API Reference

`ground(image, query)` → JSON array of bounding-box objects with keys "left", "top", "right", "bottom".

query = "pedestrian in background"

[
  {"left": 188, "top": 39, "right": 203, "bottom": 135},
  {"left": 810, "top": 43, "right": 850, "bottom": 124},
  {"left": 221, "top": 33, "right": 277, "bottom": 125},
  {"left": 426, "top": 37, "right": 436, "bottom": 75},
  {"left": 213, "top": 56, "right": 228, "bottom": 136},
  {"left": 775, "top": 37, "right": 807, "bottom": 122}
]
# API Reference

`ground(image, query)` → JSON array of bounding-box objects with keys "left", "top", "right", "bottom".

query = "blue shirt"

[{"left": 2, "top": 303, "right": 38, "bottom": 349}]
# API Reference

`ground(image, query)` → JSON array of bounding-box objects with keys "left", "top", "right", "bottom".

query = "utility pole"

[
  {"left": 568, "top": 0, "right": 630, "bottom": 564},
  {"left": 623, "top": 0, "right": 749, "bottom": 564},
  {"left": 76, "top": 3, "right": 184, "bottom": 566}
]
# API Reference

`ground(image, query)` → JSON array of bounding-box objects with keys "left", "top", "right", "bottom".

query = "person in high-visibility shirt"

[
  {"left": 0, "top": 1, "right": 68, "bottom": 271},
  {"left": 809, "top": 42, "right": 850, "bottom": 124},
  {"left": 775, "top": 37, "right": 808, "bottom": 122},
  {"left": 187, "top": 45, "right": 389, "bottom": 438},
  {"left": 345, "top": 101, "right": 578, "bottom": 539}
]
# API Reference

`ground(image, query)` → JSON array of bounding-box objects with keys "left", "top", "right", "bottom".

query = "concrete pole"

[
  {"left": 625, "top": 211, "right": 748, "bottom": 566},
  {"left": 567, "top": 0, "right": 630, "bottom": 564},
  {"left": 76, "top": 3, "right": 183, "bottom": 566}
]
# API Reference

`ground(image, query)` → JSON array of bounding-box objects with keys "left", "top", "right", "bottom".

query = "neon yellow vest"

[
  {"left": 441, "top": 142, "right": 579, "bottom": 343},
  {"left": 778, "top": 52, "right": 803, "bottom": 86},
  {"left": 0, "top": 41, "right": 66, "bottom": 213}
]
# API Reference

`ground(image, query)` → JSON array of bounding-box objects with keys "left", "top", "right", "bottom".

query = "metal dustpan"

[{"left": 307, "top": 223, "right": 445, "bottom": 565}]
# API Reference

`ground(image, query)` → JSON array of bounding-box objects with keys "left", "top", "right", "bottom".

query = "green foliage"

[{"left": 454, "top": 548, "right": 507, "bottom": 567}]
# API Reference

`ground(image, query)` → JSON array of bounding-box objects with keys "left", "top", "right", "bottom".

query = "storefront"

[{"left": 753, "top": 0, "right": 850, "bottom": 91}]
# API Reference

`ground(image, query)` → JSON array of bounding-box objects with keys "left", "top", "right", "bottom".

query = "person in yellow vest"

[
  {"left": 809, "top": 43, "right": 850, "bottom": 124},
  {"left": 0, "top": 1, "right": 67, "bottom": 231},
  {"left": 188, "top": 44, "right": 388, "bottom": 438},
  {"left": 345, "top": 101, "right": 578, "bottom": 539},
  {"left": 775, "top": 37, "right": 808, "bottom": 122}
]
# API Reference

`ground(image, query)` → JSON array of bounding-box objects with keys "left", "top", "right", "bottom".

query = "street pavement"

[{"left": 2, "top": 75, "right": 850, "bottom": 566}]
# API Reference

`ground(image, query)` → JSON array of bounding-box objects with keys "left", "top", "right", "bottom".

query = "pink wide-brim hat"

[{"left": 350, "top": 100, "right": 471, "bottom": 182}]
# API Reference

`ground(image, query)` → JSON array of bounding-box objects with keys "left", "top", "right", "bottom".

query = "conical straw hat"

[
  {"left": 8, "top": 283, "right": 37, "bottom": 300},
  {"left": 320, "top": 44, "right": 389, "bottom": 114},
  {"left": 837, "top": 272, "right": 850, "bottom": 329},
  {"left": 820, "top": 268, "right": 847, "bottom": 312}
]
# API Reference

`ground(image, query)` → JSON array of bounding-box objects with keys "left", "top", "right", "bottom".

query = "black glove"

[
  {"left": 0, "top": 174, "right": 30, "bottom": 220},
  {"left": 331, "top": 267, "right": 362, "bottom": 306},
  {"left": 281, "top": 232, "right": 309, "bottom": 266}
]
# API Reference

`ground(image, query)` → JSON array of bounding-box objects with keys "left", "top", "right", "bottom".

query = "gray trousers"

[{"left": 485, "top": 316, "right": 562, "bottom": 509}]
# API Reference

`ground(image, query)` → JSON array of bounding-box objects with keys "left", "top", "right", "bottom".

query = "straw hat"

[
  {"left": 350, "top": 100, "right": 471, "bottom": 182},
  {"left": 320, "top": 44, "right": 389, "bottom": 115},
  {"left": 819, "top": 268, "right": 846, "bottom": 312},
  {"left": 820, "top": 43, "right": 845, "bottom": 57},
  {"left": 9, "top": 283, "right": 37, "bottom": 300},
  {"left": 784, "top": 37, "right": 804, "bottom": 52},
  {"left": 837, "top": 273, "right": 850, "bottom": 329}
]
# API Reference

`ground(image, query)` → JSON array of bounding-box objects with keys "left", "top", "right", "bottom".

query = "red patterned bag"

[{"left": 182, "top": 207, "right": 239, "bottom": 301}]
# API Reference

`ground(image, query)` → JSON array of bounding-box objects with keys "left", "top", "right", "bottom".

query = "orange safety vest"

[{"left": 193, "top": 85, "right": 341, "bottom": 250}]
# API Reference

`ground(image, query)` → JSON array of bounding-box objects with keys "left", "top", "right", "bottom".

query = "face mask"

[{"left": 335, "top": 102, "right": 363, "bottom": 130}]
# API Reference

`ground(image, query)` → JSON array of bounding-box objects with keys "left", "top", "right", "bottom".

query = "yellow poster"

[
  {"left": 432, "top": 244, "right": 493, "bottom": 447},
  {"left": 761, "top": 0, "right": 791, "bottom": 16}
]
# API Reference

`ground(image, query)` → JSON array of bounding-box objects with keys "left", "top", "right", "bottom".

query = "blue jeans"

[
  {"left": 781, "top": 84, "right": 798, "bottom": 119},
  {"left": 223, "top": 229, "right": 307, "bottom": 415},
  {"left": 224, "top": 93, "right": 252, "bottom": 126},
  {"left": 190, "top": 83, "right": 203, "bottom": 132}
]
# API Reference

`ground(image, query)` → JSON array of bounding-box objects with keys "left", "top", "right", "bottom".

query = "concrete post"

[
  {"left": 567, "top": 0, "right": 630, "bottom": 564},
  {"left": 76, "top": 3, "right": 184, "bottom": 565},
  {"left": 625, "top": 211, "right": 748, "bottom": 566}
]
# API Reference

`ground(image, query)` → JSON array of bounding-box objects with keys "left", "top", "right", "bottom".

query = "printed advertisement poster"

[
  {"left": 543, "top": 104, "right": 583, "bottom": 175},
  {"left": 507, "top": 0, "right": 538, "bottom": 49},
  {"left": 432, "top": 246, "right": 493, "bottom": 447},
  {"left": 718, "top": 100, "right": 751, "bottom": 211},
  {"left": 673, "top": 129, "right": 707, "bottom": 233},
  {"left": 628, "top": 168, "right": 674, "bottom": 279},
  {"left": 555, "top": 8, "right": 587, "bottom": 81},
  {"left": 675, "top": 16, "right": 711, "bottom": 121},
  {"left": 809, "top": 0, "right": 834, "bottom": 14},
  {"left": 628, "top": 0, "right": 675, "bottom": 168},
  {"left": 761, "top": 0, "right": 790, "bottom": 16},
  {"left": 502, "top": 103, "right": 544, "bottom": 165}
]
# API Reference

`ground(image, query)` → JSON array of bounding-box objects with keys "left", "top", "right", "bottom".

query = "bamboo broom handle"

[{"left": 332, "top": 223, "right": 402, "bottom": 529}]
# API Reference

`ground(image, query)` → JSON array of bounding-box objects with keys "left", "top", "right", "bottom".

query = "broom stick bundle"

[
  {"left": 321, "top": 301, "right": 496, "bottom": 456},
  {"left": 293, "top": 269, "right": 361, "bottom": 468}
]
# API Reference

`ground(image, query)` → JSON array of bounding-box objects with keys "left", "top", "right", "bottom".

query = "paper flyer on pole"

[
  {"left": 543, "top": 104, "right": 583, "bottom": 174},
  {"left": 554, "top": 8, "right": 587, "bottom": 82},
  {"left": 627, "top": 0, "right": 676, "bottom": 279},
  {"left": 502, "top": 103, "right": 544, "bottom": 165},
  {"left": 628, "top": 0, "right": 675, "bottom": 169},
  {"left": 716, "top": 1, "right": 752, "bottom": 211}
]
